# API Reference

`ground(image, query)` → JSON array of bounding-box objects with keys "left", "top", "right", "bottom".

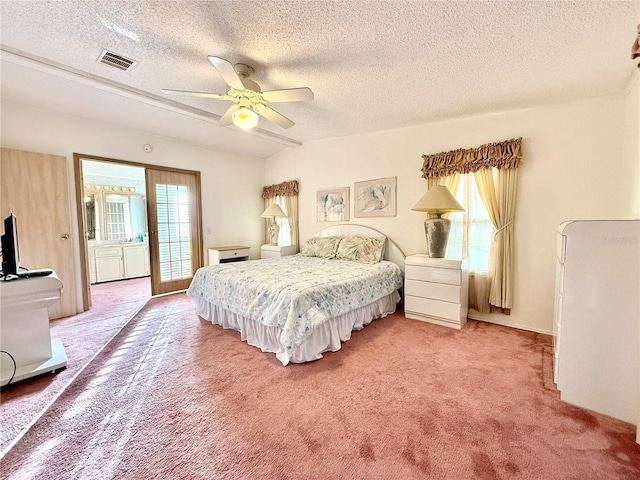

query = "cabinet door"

[
  {"left": 96, "top": 256, "right": 123, "bottom": 282},
  {"left": 124, "top": 246, "right": 149, "bottom": 278}
]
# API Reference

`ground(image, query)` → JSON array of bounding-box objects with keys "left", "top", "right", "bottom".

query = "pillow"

[
  {"left": 299, "top": 236, "right": 341, "bottom": 258},
  {"left": 335, "top": 236, "right": 386, "bottom": 264}
]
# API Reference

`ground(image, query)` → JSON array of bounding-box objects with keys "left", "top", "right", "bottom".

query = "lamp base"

[
  {"left": 424, "top": 214, "right": 451, "bottom": 258},
  {"left": 268, "top": 221, "right": 280, "bottom": 246}
]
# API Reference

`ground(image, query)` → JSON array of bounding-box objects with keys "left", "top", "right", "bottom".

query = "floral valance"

[
  {"left": 262, "top": 180, "right": 299, "bottom": 199},
  {"left": 421, "top": 137, "right": 523, "bottom": 179}
]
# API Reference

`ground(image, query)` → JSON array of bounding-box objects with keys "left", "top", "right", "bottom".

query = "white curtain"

[
  {"left": 282, "top": 195, "right": 299, "bottom": 251},
  {"left": 474, "top": 167, "right": 519, "bottom": 310}
]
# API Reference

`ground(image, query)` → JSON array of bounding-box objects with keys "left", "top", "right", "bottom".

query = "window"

[
  {"left": 105, "top": 197, "right": 129, "bottom": 240},
  {"left": 445, "top": 175, "right": 493, "bottom": 272},
  {"left": 274, "top": 196, "right": 292, "bottom": 247},
  {"left": 156, "top": 184, "right": 192, "bottom": 282}
]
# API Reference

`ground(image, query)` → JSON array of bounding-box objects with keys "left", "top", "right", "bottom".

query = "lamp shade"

[
  {"left": 260, "top": 203, "right": 287, "bottom": 218},
  {"left": 411, "top": 185, "right": 464, "bottom": 213},
  {"left": 232, "top": 107, "right": 259, "bottom": 130}
]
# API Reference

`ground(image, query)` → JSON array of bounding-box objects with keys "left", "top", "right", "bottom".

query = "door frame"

[{"left": 73, "top": 153, "right": 203, "bottom": 311}]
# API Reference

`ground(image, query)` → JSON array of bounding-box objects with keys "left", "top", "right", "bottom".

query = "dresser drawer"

[
  {"left": 405, "top": 295, "right": 462, "bottom": 322},
  {"left": 405, "top": 279, "right": 461, "bottom": 303},
  {"left": 209, "top": 246, "right": 250, "bottom": 264},
  {"left": 405, "top": 264, "right": 461, "bottom": 285},
  {"left": 217, "top": 248, "right": 249, "bottom": 260}
]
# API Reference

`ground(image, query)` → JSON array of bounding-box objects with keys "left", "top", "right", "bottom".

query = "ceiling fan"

[{"left": 161, "top": 56, "right": 314, "bottom": 130}]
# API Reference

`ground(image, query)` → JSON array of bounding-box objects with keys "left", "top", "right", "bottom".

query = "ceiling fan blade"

[
  {"left": 261, "top": 87, "right": 314, "bottom": 103},
  {"left": 208, "top": 56, "right": 245, "bottom": 91},
  {"left": 255, "top": 105, "right": 295, "bottom": 129},
  {"left": 161, "top": 89, "right": 225, "bottom": 99},
  {"left": 218, "top": 104, "right": 239, "bottom": 126}
]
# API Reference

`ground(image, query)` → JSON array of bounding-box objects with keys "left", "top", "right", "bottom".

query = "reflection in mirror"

[
  {"left": 130, "top": 195, "right": 148, "bottom": 239},
  {"left": 104, "top": 193, "right": 147, "bottom": 241},
  {"left": 84, "top": 190, "right": 147, "bottom": 241},
  {"left": 84, "top": 194, "right": 96, "bottom": 240}
]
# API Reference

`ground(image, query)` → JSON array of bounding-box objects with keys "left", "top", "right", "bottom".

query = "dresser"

[
  {"left": 404, "top": 255, "right": 468, "bottom": 329},
  {"left": 260, "top": 244, "right": 297, "bottom": 259},
  {"left": 554, "top": 220, "right": 639, "bottom": 424},
  {"left": 1, "top": 272, "right": 67, "bottom": 384},
  {"left": 208, "top": 246, "right": 250, "bottom": 264}
]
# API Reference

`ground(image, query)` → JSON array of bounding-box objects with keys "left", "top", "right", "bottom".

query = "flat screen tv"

[{"left": 1, "top": 213, "right": 19, "bottom": 276}]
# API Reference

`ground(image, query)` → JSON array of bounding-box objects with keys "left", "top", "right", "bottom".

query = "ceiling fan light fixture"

[{"left": 232, "top": 107, "right": 259, "bottom": 130}]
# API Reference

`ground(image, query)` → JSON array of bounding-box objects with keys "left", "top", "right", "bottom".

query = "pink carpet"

[
  {"left": 0, "top": 277, "right": 151, "bottom": 455},
  {"left": 2, "top": 292, "right": 639, "bottom": 479}
]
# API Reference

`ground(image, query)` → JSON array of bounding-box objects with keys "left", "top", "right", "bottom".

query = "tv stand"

[{"left": 0, "top": 270, "right": 68, "bottom": 385}]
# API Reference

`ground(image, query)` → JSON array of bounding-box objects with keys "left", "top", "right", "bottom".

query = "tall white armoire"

[{"left": 554, "top": 220, "right": 639, "bottom": 425}]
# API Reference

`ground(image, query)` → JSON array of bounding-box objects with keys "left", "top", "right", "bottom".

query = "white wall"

[
  {"left": 622, "top": 74, "right": 640, "bottom": 217},
  {"left": 265, "top": 94, "right": 638, "bottom": 334},
  {"left": 1, "top": 101, "right": 266, "bottom": 310}
]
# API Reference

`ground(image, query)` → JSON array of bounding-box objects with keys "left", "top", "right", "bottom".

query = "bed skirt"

[{"left": 194, "top": 291, "right": 400, "bottom": 365}]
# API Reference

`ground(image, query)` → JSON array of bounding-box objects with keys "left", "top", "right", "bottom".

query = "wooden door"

[
  {"left": 146, "top": 168, "right": 202, "bottom": 296},
  {"left": 0, "top": 148, "right": 76, "bottom": 319}
]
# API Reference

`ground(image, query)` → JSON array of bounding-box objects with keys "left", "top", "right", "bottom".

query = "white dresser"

[
  {"left": 0, "top": 271, "right": 67, "bottom": 384},
  {"left": 208, "top": 246, "right": 250, "bottom": 264},
  {"left": 260, "top": 244, "right": 297, "bottom": 259},
  {"left": 404, "top": 255, "right": 468, "bottom": 329},
  {"left": 554, "top": 220, "right": 639, "bottom": 424}
]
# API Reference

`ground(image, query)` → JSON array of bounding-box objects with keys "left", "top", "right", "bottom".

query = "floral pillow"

[
  {"left": 299, "top": 236, "right": 342, "bottom": 258},
  {"left": 335, "top": 236, "right": 386, "bottom": 264}
]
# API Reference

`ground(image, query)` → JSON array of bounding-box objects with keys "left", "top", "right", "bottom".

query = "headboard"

[{"left": 313, "top": 224, "right": 406, "bottom": 273}]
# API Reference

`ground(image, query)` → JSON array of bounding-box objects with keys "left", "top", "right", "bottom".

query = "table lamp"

[
  {"left": 411, "top": 185, "right": 464, "bottom": 258},
  {"left": 261, "top": 204, "right": 287, "bottom": 245}
]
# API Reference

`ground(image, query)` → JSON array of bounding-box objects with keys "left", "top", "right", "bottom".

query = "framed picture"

[
  {"left": 317, "top": 187, "right": 350, "bottom": 222},
  {"left": 354, "top": 177, "right": 397, "bottom": 218}
]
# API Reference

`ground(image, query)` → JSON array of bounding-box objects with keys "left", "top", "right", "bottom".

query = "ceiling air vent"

[{"left": 98, "top": 50, "right": 137, "bottom": 71}]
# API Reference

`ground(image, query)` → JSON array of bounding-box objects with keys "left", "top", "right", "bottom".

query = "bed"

[{"left": 187, "top": 225, "right": 405, "bottom": 365}]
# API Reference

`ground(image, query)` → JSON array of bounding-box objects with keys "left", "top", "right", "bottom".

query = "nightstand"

[
  {"left": 260, "top": 244, "right": 297, "bottom": 259},
  {"left": 208, "top": 246, "right": 250, "bottom": 264},
  {"left": 404, "top": 254, "right": 469, "bottom": 329}
]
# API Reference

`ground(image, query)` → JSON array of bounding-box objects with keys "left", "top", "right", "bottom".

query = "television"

[{"left": 1, "top": 213, "right": 20, "bottom": 276}]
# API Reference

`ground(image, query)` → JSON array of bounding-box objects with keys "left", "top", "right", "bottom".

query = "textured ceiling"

[{"left": 1, "top": 1, "right": 638, "bottom": 159}]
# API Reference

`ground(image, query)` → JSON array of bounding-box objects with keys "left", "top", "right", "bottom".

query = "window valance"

[
  {"left": 262, "top": 180, "right": 299, "bottom": 199},
  {"left": 421, "top": 137, "right": 522, "bottom": 179}
]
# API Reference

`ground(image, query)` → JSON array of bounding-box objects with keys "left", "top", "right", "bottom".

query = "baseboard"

[{"left": 467, "top": 309, "right": 553, "bottom": 336}]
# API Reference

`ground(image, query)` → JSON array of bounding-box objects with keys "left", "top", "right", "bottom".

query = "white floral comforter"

[{"left": 187, "top": 256, "right": 403, "bottom": 354}]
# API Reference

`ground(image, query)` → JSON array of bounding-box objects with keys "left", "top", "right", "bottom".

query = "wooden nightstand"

[
  {"left": 260, "top": 245, "right": 297, "bottom": 259},
  {"left": 208, "top": 246, "right": 250, "bottom": 264},
  {"left": 404, "top": 254, "right": 468, "bottom": 329}
]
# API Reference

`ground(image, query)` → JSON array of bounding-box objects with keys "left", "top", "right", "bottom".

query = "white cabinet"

[
  {"left": 404, "top": 255, "right": 468, "bottom": 329},
  {"left": 0, "top": 272, "right": 67, "bottom": 384},
  {"left": 123, "top": 244, "right": 150, "bottom": 278},
  {"left": 89, "top": 243, "right": 150, "bottom": 283},
  {"left": 554, "top": 220, "right": 639, "bottom": 424},
  {"left": 260, "top": 244, "right": 297, "bottom": 259},
  {"left": 95, "top": 246, "right": 124, "bottom": 282},
  {"left": 208, "top": 246, "right": 250, "bottom": 264}
]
